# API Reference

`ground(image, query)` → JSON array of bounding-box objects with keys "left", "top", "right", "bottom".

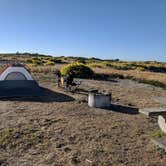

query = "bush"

[
  {"left": 53, "top": 59, "right": 62, "bottom": 63},
  {"left": 26, "top": 59, "right": 33, "bottom": 63},
  {"left": 101, "top": 61, "right": 112, "bottom": 67},
  {"left": 48, "top": 57, "right": 62, "bottom": 64},
  {"left": 31, "top": 57, "right": 43, "bottom": 65},
  {"left": 60, "top": 63, "right": 94, "bottom": 78},
  {"left": 88, "top": 63, "right": 104, "bottom": 68},
  {"left": 75, "top": 57, "right": 86, "bottom": 64},
  {"left": 44, "top": 60, "right": 55, "bottom": 66}
]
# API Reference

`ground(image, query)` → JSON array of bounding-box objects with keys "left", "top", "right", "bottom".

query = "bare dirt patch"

[{"left": 0, "top": 76, "right": 166, "bottom": 165}]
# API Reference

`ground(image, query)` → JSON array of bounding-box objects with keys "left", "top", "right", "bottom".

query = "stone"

[{"left": 139, "top": 108, "right": 166, "bottom": 116}]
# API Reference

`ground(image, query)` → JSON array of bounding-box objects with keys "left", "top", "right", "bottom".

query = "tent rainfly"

[{"left": 0, "top": 64, "right": 44, "bottom": 98}]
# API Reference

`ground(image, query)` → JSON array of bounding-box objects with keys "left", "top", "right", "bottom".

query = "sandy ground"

[{"left": 0, "top": 77, "right": 166, "bottom": 166}]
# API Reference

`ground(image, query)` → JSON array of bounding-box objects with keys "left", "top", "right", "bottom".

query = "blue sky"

[{"left": 0, "top": 0, "right": 166, "bottom": 61}]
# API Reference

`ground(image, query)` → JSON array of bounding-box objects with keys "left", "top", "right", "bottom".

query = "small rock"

[{"left": 56, "top": 143, "right": 65, "bottom": 148}]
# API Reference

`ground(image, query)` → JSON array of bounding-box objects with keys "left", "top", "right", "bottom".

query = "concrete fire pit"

[
  {"left": 88, "top": 92, "right": 111, "bottom": 108},
  {"left": 151, "top": 115, "right": 166, "bottom": 151},
  {"left": 158, "top": 115, "right": 166, "bottom": 134}
]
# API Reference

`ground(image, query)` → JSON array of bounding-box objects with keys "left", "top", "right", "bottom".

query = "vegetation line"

[
  {"left": 95, "top": 72, "right": 166, "bottom": 89},
  {"left": 121, "top": 75, "right": 166, "bottom": 89}
]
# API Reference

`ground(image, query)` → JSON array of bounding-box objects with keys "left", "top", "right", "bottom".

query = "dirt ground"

[{"left": 0, "top": 76, "right": 166, "bottom": 166}]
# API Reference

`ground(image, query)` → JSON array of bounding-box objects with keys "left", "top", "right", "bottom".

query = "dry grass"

[
  {"left": 0, "top": 64, "right": 64, "bottom": 74},
  {"left": 28, "top": 65, "right": 62, "bottom": 73},
  {"left": 0, "top": 78, "right": 166, "bottom": 165},
  {"left": 0, "top": 63, "right": 166, "bottom": 89},
  {"left": 94, "top": 67, "right": 166, "bottom": 85},
  {"left": 28, "top": 65, "right": 166, "bottom": 87}
]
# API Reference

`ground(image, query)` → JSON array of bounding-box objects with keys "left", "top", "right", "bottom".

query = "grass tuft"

[
  {"left": 150, "top": 130, "right": 166, "bottom": 138},
  {"left": 0, "top": 126, "right": 42, "bottom": 151}
]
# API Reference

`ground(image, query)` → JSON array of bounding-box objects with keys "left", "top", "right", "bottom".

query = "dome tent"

[{"left": 0, "top": 64, "right": 44, "bottom": 98}]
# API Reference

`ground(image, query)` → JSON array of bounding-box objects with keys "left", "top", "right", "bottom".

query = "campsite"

[
  {"left": 1, "top": 1, "right": 166, "bottom": 165},
  {"left": 0, "top": 54, "right": 166, "bottom": 165}
]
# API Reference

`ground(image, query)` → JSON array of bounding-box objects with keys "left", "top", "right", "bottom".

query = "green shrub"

[
  {"left": 101, "top": 61, "right": 112, "bottom": 67},
  {"left": 88, "top": 63, "right": 104, "bottom": 68},
  {"left": 44, "top": 60, "right": 55, "bottom": 66},
  {"left": 26, "top": 59, "right": 33, "bottom": 63},
  {"left": 76, "top": 59, "right": 86, "bottom": 64},
  {"left": 60, "top": 63, "right": 94, "bottom": 78},
  {"left": 31, "top": 57, "right": 41, "bottom": 61},
  {"left": 75, "top": 57, "right": 86, "bottom": 64},
  {"left": 54, "top": 59, "right": 62, "bottom": 63},
  {"left": 31, "top": 57, "right": 43, "bottom": 65},
  {"left": 135, "top": 66, "right": 146, "bottom": 71},
  {"left": 150, "top": 130, "right": 166, "bottom": 138},
  {"left": 32, "top": 59, "right": 43, "bottom": 65},
  {"left": 48, "top": 57, "right": 62, "bottom": 63}
]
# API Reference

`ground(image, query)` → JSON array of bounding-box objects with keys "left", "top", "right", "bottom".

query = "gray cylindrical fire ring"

[
  {"left": 88, "top": 92, "right": 111, "bottom": 108},
  {"left": 158, "top": 115, "right": 166, "bottom": 134}
]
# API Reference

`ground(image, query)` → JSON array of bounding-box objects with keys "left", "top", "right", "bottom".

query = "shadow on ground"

[
  {"left": 93, "top": 73, "right": 123, "bottom": 82},
  {"left": 104, "top": 104, "right": 139, "bottom": 115},
  {"left": 0, "top": 87, "right": 75, "bottom": 103}
]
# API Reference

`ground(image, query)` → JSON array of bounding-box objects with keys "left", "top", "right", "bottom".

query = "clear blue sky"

[{"left": 0, "top": 0, "right": 166, "bottom": 61}]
